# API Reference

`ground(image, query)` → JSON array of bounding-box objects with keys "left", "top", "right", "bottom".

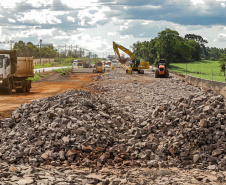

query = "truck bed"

[{"left": 14, "top": 57, "right": 34, "bottom": 78}]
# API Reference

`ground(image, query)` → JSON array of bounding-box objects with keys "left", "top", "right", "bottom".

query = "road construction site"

[{"left": 0, "top": 68, "right": 226, "bottom": 184}]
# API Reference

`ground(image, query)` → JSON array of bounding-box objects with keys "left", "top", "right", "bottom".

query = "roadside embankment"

[{"left": 185, "top": 75, "right": 226, "bottom": 98}]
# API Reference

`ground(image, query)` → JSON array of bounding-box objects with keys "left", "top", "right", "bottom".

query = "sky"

[{"left": 0, "top": 0, "right": 226, "bottom": 58}]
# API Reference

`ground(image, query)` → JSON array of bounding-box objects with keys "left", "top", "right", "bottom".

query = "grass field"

[{"left": 169, "top": 60, "right": 225, "bottom": 82}]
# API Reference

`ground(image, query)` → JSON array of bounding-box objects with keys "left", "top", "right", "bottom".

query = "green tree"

[
  {"left": 184, "top": 34, "right": 208, "bottom": 44},
  {"left": 219, "top": 54, "right": 226, "bottom": 74},
  {"left": 13, "top": 40, "right": 27, "bottom": 56},
  {"left": 174, "top": 39, "right": 192, "bottom": 62},
  {"left": 26, "top": 42, "right": 39, "bottom": 58},
  {"left": 155, "top": 28, "right": 181, "bottom": 65},
  {"left": 187, "top": 39, "right": 202, "bottom": 61}
]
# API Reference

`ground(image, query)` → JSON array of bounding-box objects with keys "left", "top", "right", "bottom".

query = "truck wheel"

[
  {"left": 21, "top": 81, "right": 26, "bottom": 93},
  {"left": 165, "top": 69, "right": 169, "bottom": 78},
  {"left": 25, "top": 80, "right": 31, "bottom": 92},
  {"left": 5, "top": 80, "right": 12, "bottom": 94},
  {"left": 16, "top": 80, "right": 26, "bottom": 93},
  {"left": 155, "top": 69, "right": 159, "bottom": 78}
]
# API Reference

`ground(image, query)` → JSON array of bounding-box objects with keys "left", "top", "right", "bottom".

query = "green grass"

[
  {"left": 169, "top": 60, "right": 225, "bottom": 82},
  {"left": 28, "top": 73, "right": 46, "bottom": 82},
  {"left": 34, "top": 61, "right": 72, "bottom": 69},
  {"left": 53, "top": 67, "right": 72, "bottom": 76}
]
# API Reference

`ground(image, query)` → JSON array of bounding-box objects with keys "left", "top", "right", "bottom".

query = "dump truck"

[
  {"left": 155, "top": 60, "right": 169, "bottom": 78},
  {"left": 113, "top": 41, "right": 149, "bottom": 74},
  {"left": 93, "top": 61, "right": 105, "bottom": 73},
  {"left": 0, "top": 50, "right": 34, "bottom": 94}
]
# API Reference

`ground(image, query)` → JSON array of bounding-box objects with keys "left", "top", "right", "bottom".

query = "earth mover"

[
  {"left": 0, "top": 50, "right": 34, "bottom": 94},
  {"left": 113, "top": 41, "right": 149, "bottom": 74},
  {"left": 155, "top": 60, "right": 169, "bottom": 78},
  {"left": 93, "top": 61, "right": 105, "bottom": 73}
]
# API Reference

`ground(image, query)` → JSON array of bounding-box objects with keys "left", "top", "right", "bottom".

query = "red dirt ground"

[{"left": 0, "top": 73, "right": 99, "bottom": 119}]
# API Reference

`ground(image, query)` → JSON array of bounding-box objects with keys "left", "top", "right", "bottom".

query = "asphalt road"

[{"left": 34, "top": 66, "right": 71, "bottom": 73}]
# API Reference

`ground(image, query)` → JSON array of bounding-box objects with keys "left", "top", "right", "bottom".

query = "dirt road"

[{"left": 0, "top": 72, "right": 99, "bottom": 119}]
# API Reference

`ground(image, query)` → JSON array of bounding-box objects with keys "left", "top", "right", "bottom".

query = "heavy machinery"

[
  {"left": 155, "top": 59, "right": 169, "bottom": 78},
  {"left": 0, "top": 50, "right": 34, "bottom": 94},
  {"left": 113, "top": 41, "right": 149, "bottom": 74},
  {"left": 93, "top": 61, "right": 105, "bottom": 73}
]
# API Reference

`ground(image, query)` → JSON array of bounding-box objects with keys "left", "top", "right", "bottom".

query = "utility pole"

[
  {"left": 71, "top": 45, "right": 72, "bottom": 58},
  {"left": 9, "top": 40, "right": 14, "bottom": 50},
  {"left": 80, "top": 48, "right": 82, "bottom": 57},
  {"left": 40, "top": 39, "right": 42, "bottom": 65},
  {"left": 58, "top": 46, "right": 59, "bottom": 59}
]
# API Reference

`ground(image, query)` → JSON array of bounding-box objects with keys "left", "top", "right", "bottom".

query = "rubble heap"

[
  {"left": 147, "top": 92, "right": 226, "bottom": 170},
  {"left": 0, "top": 89, "right": 225, "bottom": 170}
]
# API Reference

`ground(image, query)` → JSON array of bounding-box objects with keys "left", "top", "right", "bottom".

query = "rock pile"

[
  {"left": 147, "top": 91, "right": 226, "bottom": 170},
  {"left": 0, "top": 90, "right": 123, "bottom": 167},
  {"left": 0, "top": 86, "right": 225, "bottom": 170}
]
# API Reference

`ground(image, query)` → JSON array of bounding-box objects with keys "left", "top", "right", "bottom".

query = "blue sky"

[{"left": 0, "top": 0, "right": 226, "bottom": 57}]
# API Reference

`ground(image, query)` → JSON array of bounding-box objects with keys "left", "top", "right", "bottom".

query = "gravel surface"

[{"left": 0, "top": 69, "right": 225, "bottom": 184}]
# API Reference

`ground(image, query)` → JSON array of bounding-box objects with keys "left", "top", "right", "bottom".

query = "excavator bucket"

[{"left": 119, "top": 58, "right": 128, "bottom": 64}]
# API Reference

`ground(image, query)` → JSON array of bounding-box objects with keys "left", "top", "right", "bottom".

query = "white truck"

[{"left": 0, "top": 50, "right": 34, "bottom": 94}]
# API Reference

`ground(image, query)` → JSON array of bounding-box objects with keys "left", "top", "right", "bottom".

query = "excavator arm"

[{"left": 113, "top": 41, "right": 135, "bottom": 64}]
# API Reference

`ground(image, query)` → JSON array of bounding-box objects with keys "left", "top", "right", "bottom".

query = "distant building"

[{"left": 107, "top": 55, "right": 116, "bottom": 61}]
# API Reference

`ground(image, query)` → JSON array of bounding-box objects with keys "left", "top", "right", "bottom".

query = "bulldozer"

[
  {"left": 155, "top": 60, "right": 169, "bottom": 78},
  {"left": 93, "top": 61, "right": 105, "bottom": 73}
]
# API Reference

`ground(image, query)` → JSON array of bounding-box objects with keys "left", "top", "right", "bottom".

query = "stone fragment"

[
  {"left": 212, "top": 149, "right": 222, "bottom": 156},
  {"left": 199, "top": 119, "right": 207, "bottom": 128},
  {"left": 193, "top": 154, "right": 200, "bottom": 163}
]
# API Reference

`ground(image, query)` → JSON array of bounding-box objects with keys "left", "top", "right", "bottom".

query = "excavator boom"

[{"left": 113, "top": 41, "right": 135, "bottom": 64}]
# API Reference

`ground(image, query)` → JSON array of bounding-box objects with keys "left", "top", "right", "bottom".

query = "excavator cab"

[{"left": 130, "top": 59, "right": 140, "bottom": 68}]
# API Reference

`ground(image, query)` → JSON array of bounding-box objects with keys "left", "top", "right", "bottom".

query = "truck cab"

[
  {"left": 0, "top": 55, "right": 11, "bottom": 88},
  {"left": 72, "top": 60, "right": 78, "bottom": 66}
]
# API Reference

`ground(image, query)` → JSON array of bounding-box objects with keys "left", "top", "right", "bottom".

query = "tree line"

[
  {"left": 12, "top": 40, "right": 83, "bottom": 59},
  {"left": 131, "top": 28, "right": 226, "bottom": 69},
  {"left": 13, "top": 40, "right": 58, "bottom": 58}
]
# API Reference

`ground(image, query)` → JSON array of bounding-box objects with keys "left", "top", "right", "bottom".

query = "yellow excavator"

[{"left": 113, "top": 41, "right": 149, "bottom": 74}]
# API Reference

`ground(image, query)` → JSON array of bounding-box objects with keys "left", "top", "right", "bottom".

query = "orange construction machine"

[{"left": 155, "top": 60, "right": 169, "bottom": 78}]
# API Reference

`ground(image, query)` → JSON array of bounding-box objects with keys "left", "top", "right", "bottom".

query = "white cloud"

[
  {"left": 220, "top": 3, "right": 226, "bottom": 7},
  {"left": 77, "top": 6, "right": 109, "bottom": 26},
  {"left": 214, "top": 33, "right": 226, "bottom": 42},
  {"left": 26, "top": 0, "right": 52, "bottom": 7},
  {"left": 62, "top": 0, "right": 98, "bottom": 8},
  {"left": 0, "top": 0, "right": 21, "bottom": 8},
  {"left": 67, "top": 16, "right": 75, "bottom": 22},
  {"left": 120, "top": 35, "right": 129, "bottom": 39},
  {"left": 107, "top": 32, "right": 117, "bottom": 36},
  {"left": 190, "top": 0, "right": 205, "bottom": 5},
  {"left": 8, "top": 18, "right": 16, "bottom": 23},
  {"left": 16, "top": 9, "right": 62, "bottom": 24}
]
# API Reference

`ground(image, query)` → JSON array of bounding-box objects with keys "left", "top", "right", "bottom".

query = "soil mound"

[{"left": 36, "top": 73, "right": 68, "bottom": 82}]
